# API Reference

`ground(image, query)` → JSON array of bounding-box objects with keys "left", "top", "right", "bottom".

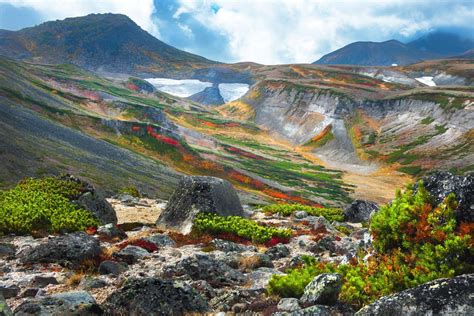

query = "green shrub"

[
  {"left": 0, "top": 177, "right": 99, "bottom": 235},
  {"left": 268, "top": 182, "right": 473, "bottom": 308},
  {"left": 194, "top": 212, "right": 292, "bottom": 243},
  {"left": 119, "top": 186, "right": 141, "bottom": 198},
  {"left": 262, "top": 203, "right": 344, "bottom": 222}
]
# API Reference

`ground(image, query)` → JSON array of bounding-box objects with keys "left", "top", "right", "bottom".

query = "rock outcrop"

[
  {"left": 156, "top": 176, "right": 244, "bottom": 234},
  {"left": 299, "top": 273, "right": 342, "bottom": 306},
  {"left": 344, "top": 200, "right": 379, "bottom": 222},
  {"left": 356, "top": 274, "right": 474, "bottom": 315},
  {"left": 187, "top": 83, "right": 225, "bottom": 105}
]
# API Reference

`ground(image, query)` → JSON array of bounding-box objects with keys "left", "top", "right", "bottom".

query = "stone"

[
  {"left": 98, "top": 260, "right": 128, "bottom": 276},
  {"left": 102, "top": 278, "right": 209, "bottom": 315},
  {"left": 113, "top": 245, "right": 150, "bottom": 264},
  {"left": 162, "top": 253, "right": 246, "bottom": 287},
  {"left": 20, "top": 288, "right": 39, "bottom": 298},
  {"left": 117, "top": 194, "right": 139, "bottom": 205},
  {"left": 143, "top": 233, "right": 177, "bottom": 248},
  {"left": 156, "top": 176, "right": 244, "bottom": 234},
  {"left": 209, "top": 289, "right": 258, "bottom": 312},
  {"left": 19, "top": 232, "right": 102, "bottom": 268},
  {"left": 278, "top": 298, "right": 301, "bottom": 312},
  {"left": 30, "top": 276, "right": 58, "bottom": 288},
  {"left": 274, "top": 304, "right": 337, "bottom": 316},
  {"left": 312, "top": 235, "right": 337, "bottom": 253},
  {"left": 97, "top": 223, "right": 127, "bottom": 240},
  {"left": 356, "top": 274, "right": 474, "bottom": 315},
  {"left": 248, "top": 268, "right": 283, "bottom": 290},
  {"left": 0, "top": 285, "right": 19, "bottom": 299},
  {"left": 0, "top": 244, "right": 15, "bottom": 259},
  {"left": 189, "top": 280, "right": 216, "bottom": 299},
  {"left": 79, "top": 277, "right": 107, "bottom": 290},
  {"left": 313, "top": 216, "right": 335, "bottom": 232},
  {"left": 265, "top": 243, "right": 290, "bottom": 260},
  {"left": 294, "top": 211, "right": 308, "bottom": 219},
  {"left": 344, "top": 200, "right": 379, "bottom": 223},
  {"left": 419, "top": 171, "right": 474, "bottom": 222},
  {"left": 211, "top": 239, "right": 256, "bottom": 253},
  {"left": 0, "top": 294, "right": 12, "bottom": 316},
  {"left": 13, "top": 291, "right": 102, "bottom": 315},
  {"left": 300, "top": 273, "right": 342, "bottom": 306}
]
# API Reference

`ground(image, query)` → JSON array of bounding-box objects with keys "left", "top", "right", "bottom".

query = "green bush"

[
  {"left": 0, "top": 177, "right": 99, "bottom": 235},
  {"left": 194, "top": 212, "right": 292, "bottom": 243},
  {"left": 267, "top": 182, "right": 473, "bottom": 308},
  {"left": 119, "top": 186, "right": 141, "bottom": 198},
  {"left": 262, "top": 203, "right": 344, "bottom": 222}
]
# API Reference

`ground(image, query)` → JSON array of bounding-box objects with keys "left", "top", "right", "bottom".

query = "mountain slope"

[
  {"left": 408, "top": 31, "right": 474, "bottom": 56},
  {"left": 0, "top": 13, "right": 215, "bottom": 76}
]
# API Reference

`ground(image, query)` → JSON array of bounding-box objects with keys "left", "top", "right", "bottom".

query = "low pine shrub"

[
  {"left": 118, "top": 186, "right": 141, "bottom": 198},
  {"left": 0, "top": 177, "right": 99, "bottom": 235},
  {"left": 194, "top": 212, "right": 292, "bottom": 244},
  {"left": 262, "top": 203, "right": 343, "bottom": 222}
]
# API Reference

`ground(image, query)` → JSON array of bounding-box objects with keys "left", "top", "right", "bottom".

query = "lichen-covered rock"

[
  {"left": 18, "top": 232, "right": 101, "bottom": 268},
  {"left": 113, "top": 245, "right": 150, "bottom": 264},
  {"left": 344, "top": 200, "right": 379, "bottom": 223},
  {"left": 278, "top": 298, "right": 301, "bottom": 312},
  {"left": 355, "top": 274, "right": 474, "bottom": 316},
  {"left": 162, "top": 253, "right": 246, "bottom": 287},
  {"left": 420, "top": 171, "right": 474, "bottom": 222},
  {"left": 14, "top": 291, "right": 102, "bottom": 315},
  {"left": 300, "top": 273, "right": 342, "bottom": 306},
  {"left": 102, "top": 278, "right": 209, "bottom": 315},
  {"left": 274, "top": 304, "right": 338, "bottom": 316},
  {"left": 156, "top": 176, "right": 244, "bottom": 234},
  {"left": 265, "top": 243, "right": 290, "bottom": 260},
  {"left": 98, "top": 260, "right": 128, "bottom": 276},
  {"left": 211, "top": 239, "right": 256, "bottom": 253},
  {"left": 143, "top": 233, "right": 176, "bottom": 248},
  {"left": 97, "top": 223, "right": 127, "bottom": 240},
  {"left": 30, "top": 276, "right": 58, "bottom": 288}
]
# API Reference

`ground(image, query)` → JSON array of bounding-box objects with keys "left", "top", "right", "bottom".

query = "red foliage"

[
  {"left": 225, "top": 146, "right": 265, "bottom": 160},
  {"left": 217, "top": 232, "right": 253, "bottom": 245},
  {"left": 264, "top": 236, "right": 290, "bottom": 247},
  {"left": 117, "top": 239, "right": 158, "bottom": 253},
  {"left": 126, "top": 83, "right": 140, "bottom": 91},
  {"left": 131, "top": 126, "right": 141, "bottom": 132},
  {"left": 85, "top": 226, "right": 97, "bottom": 235}
]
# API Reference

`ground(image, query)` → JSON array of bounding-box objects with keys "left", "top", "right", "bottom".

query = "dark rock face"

[
  {"left": 356, "top": 274, "right": 474, "bottom": 315},
  {"left": 98, "top": 260, "right": 128, "bottom": 276},
  {"left": 300, "top": 273, "right": 342, "bottom": 306},
  {"left": 102, "top": 278, "right": 209, "bottom": 315},
  {"left": 143, "top": 234, "right": 177, "bottom": 248},
  {"left": 211, "top": 239, "right": 256, "bottom": 253},
  {"left": 0, "top": 244, "right": 15, "bottom": 259},
  {"left": 113, "top": 245, "right": 150, "bottom": 264},
  {"left": 0, "top": 285, "right": 19, "bottom": 299},
  {"left": 13, "top": 291, "right": 102, "bottom": 315},
  {"left": 265, "top": 244, "right": 290, "bottom": 260},
  {"left": 187, "top": 83, "right": 225, "bottom": 106},
  {"left": 420, "top": 172, "right": 474, "bottom": 222},
  {"left": 344, "top": 200, "right": 379, "bottom": 223},
  {"left": 19, "top": 232, "right": 102, "bottom": 268},
  {"left": 156, "top": 176, "right": 244, "bottom": 234}
]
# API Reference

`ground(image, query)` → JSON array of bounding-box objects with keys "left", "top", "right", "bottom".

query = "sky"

[{"left": 0, "top": 0, "right": 473, "bottom": 64}]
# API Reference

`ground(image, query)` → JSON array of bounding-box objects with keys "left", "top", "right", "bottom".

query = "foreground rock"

[
  {"left": 19, "top": 232, "right": 101, "bottom": 268},
  {"left": 0, "top": 295, "right": 12, "bottom": 316},
  {"left": 344, "top": 200, "right": 379, "bottom": 223},
  {"left": 300, "top": 273, "right": 342, "bottom": 306},
  {"left": 102, "top": 278, "right": 209, "bottom": 315},
  {"left": 156, "top": 176, "right": 244, "bottom": 233},
  {"left": 14, "top": 291, "right": 102, "bottom": 315},
  {"left": 420, "top": 172, "right": 474, "bottom": 222},
  {"left": 356, "top": 274, "right": 474, "bottom": 315}
]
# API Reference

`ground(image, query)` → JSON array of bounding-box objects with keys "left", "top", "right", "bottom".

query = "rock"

[
  {"left": 356, "top": 274, "right": 474, "bottom": 315},
  {"left": 113, "top": 245, "right": 150, "bottom": 264},
  {"left": 278, "top": 298, "right": 301, "bottom": 312},
  {"left": 117, "top": 194, "right": 139, "bottom": 205},
  {"left": 97, "top": 223, "right": 127, "bottom": 240},
  {"left": 0, "top": 244, "right": 15, "bottom": 259},
  {"left": 312, "top": 235, "right": 337, "bottom": 253},
  {"left": 61, "top": 174, "right": 117, "bottom": 225},
  {"left": 237, "top": 253, "right": 274, "bottom": 271},
  {"left": 162, "top": 253, "right": 246, "bottom": 287},
  {"left": 189, "top": 280, "right": 216, "bottom": 299},
  {"left": 79, "top": 277, "right": 107, "bottom": 290},
  {"left": 344, "top": 200, "right": 379, "bottom": 223},
  {"left": 30, "top": 276, "right": 58, "bottom": 288},
  {"left": 231, "top": 303, "right": 247, "bottom": 313},
  {"left": 265, "top": 244, "right": 290, "bottom": 260},
  {"left": 0, "top": 285, "right": 19, "bottom": 299},
  {"left": 102, "top": 277, "right": 209, "bottom": 315},
  {"left": 20, "top": 288, "right": 39, "bottom": 298},
  {"left": 211, "top": 239, "right": 256, "bottom": 253},
  {"left": 300, "top": 273, "right": 342, "bottom": 306},
  {"left": 275, "top": 304, "right": 337, "bottom": 316},
  {"left": 187, "top": 83, "right": 225, "bottom": 106},
  {"left": 19, "top": 232, "right": 102, "bottom": 268},
  {"left": 98, "top": 260, "right": 128, "bottom": 276},
  {"left": 313, "top": 216, "right": 335, "bottom": 232},
  {"left": 248, "top": 267, "right": 283, "bottom": 290},
  {"left": 14, "top": 291, "right": 102, "bottom": 315},
  {"left": 156, "top": 176, "right": 244, "bottom": 234},
  {"left": 209, "top": 289, "right": 259, "bottom": 312},
  {"left": 143, "top": 233, "right": 177, "bottom": 248},
  {"left": 419, "top": 171, "right": 474, "bottom": 222},
  {"left": 0, "top": 294, "right": 12, "bottom": 316},
  {"left": 294, "top": 211, "right": 308, "bottom": 219}
]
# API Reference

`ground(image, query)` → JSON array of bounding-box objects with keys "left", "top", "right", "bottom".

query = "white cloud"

[
  {"left": 175, "top": 0, "right": 474, "bottom": 64},
  {"left": 0, "top": 0, "right": 159, "bottom": 37}
]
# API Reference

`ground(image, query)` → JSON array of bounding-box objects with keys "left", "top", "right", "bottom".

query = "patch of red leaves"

[
  {"left": 225, "top": 146, "right": 265, "bottom": 160},
  {"left": 216, "top": 232, "right": 253, "bottom": 245},
  {"left": 126, "top": 83, "right": 140, "bottom": 91},
  {"left": 264, "top": 236, "right": 290, "bottom": 247},
  {"left": 85, "top": 226, "right": 97, "bottom": 235},
  {"left": 116, "top": 239, "right": 158, "bottom": 253}
]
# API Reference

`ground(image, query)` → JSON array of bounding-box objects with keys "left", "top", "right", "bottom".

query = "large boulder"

[
  {"left": 156, "top": 176, "right": 244, "bottom": 234},
  {"left": 299, "top": 273, "right": 342, "bottom": 306},
  {"left": 102, "top": 278, "right": 209, "bottom": 315},
  {"left": 14, "top": 291, "right": 102, "bottom": 315},
  {"left": 419, "top": 172, "right": 474, "bottom": 222},
  {"left": 356, "top": 274, "right": 474, "bottom": 315},
  {"left": 344, "top": 200, "right": 379, "bottom": 223},
  {"left": 19, "top": 232, "right": 102, "bottom": 268}
]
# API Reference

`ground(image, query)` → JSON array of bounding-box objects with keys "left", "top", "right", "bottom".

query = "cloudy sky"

[{"left": 0, "top": 0, "right": 473, "bottom": 64}]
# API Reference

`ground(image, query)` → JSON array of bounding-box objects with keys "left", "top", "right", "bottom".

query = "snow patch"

[
  {"left": 145, "top": 78, "right": 212, "bottom": 97},
  {"left": 415, "top": 76, "right": 436, "bottom": 87},
  {"left": 218, "top": 83, "right": 249, "bottom": 103}
]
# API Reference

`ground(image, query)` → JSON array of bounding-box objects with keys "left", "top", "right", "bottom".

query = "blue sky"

[{"left": 0, "top": 0, "right": 473, "bottom": 64}]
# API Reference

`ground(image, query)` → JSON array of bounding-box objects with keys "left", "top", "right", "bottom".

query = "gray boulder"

[
  {"left": 344, "top": 200, "right": 379, "bottom": 223},
  {"left": 211, "top": 239, "right": 256, "bottom": 253},
  {"left": 102, "top": 278, "right": 209, "bottom": 315},
  {"left": 278, "top": 298, "right": 301, "bottom": 312},
  {"left": 143, "top": 233, "right": 176, "bottom": 248},
  {"left": 19, "top": 232, "right": 102, "bottom": 268},
  {"left": 356, "top": 274, "right": 474, "bottom": 316},
  {"left": 265, "top": 243, "right": 290, "bottom": 260},
  {"left": 300, "top": 273, "right": 342, "bottom": 306},
  {"left": 97, "top": 223, "right": 126, "bottom": 240},
  {"left": 420, "top": 172, "right": 474, "bottom": 222},
  {"left": 274, "top": 304, "right": 338, "bottom": 316},
  {"left": 30, "top": 276, "right": 58, "bottom": 288},
  {"left": 0, "top": 244, "right": 15, "bottom": 259},
  {"left": 14, "top": 291, "right": 102, "bottom": 315},
  {"left": 98, "top": 260, "right": 128, "bottom": 276},
  {"left": 0, "top": 285, "right": 19, "bottom": 299},
  {"left": 113, "top": 245, "right": 150, "bottom": 264},
  {"left": 0, "top": 295, "right": 12, "bottom": 316},
  {"left": 156, "top": 176, "right": 244, "bottom": 234}
]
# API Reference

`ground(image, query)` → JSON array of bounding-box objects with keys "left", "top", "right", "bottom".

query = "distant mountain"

[
  {"left": 0, "top": 13, "right": 215, "bottom": 76},
  {"left": 314, "top": 31, "right": 474, "bottom": 66}
]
